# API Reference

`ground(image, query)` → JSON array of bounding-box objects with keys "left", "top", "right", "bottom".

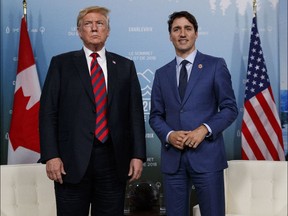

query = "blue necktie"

[{"left": 179, "top": 60, "right": 189, "bottom": 101}]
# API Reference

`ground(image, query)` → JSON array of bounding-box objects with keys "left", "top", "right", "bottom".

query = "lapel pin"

[
  {"left": 112, "top": 61, "right": 116, "bottom": 64},
  {"left": 198, "top": 64, "right": 203, "bottom": 69}
]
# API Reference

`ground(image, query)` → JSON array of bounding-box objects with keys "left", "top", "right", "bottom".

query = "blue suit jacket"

[{"left": 149, "top": 51, "right": 238, "bottom": 174}]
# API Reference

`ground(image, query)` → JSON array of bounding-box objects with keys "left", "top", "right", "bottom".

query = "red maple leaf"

[{"left": 9, "top": 87, "right": 40, "bottom": 153}]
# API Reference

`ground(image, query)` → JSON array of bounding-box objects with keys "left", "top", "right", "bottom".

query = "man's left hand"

[
  {"left": 128, "top": 158, "right": 143, "bottom": 182},
  {"left": 182, "top": 125, "right": 208, "bottom": 148}
]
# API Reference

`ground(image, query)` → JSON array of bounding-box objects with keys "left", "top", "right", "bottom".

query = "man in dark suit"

[
  {"left": 149, "top": 11, "right": 238, "bottom": 216},
  {"left": 39, "top": 6, "right": 146, "bottom": 216}
]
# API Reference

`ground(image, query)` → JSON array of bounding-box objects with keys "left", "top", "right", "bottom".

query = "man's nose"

[
  {"left": 180, "top": 30, "right": 186, "bottom": 37},
  {"left": 91, "top": 23, "right": 98, "bottom": 30}
]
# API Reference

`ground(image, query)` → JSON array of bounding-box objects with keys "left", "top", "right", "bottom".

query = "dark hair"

[{"left": 168, "top": 11, "right": 198, "bottom": 33}]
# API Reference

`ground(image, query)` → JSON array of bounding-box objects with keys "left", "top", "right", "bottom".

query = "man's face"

[
  {"left": 78, "top": 12, "right": 110, "bottom": 51},
  {"left": 170, "top": 17, "right": 198, "bottom": 58}
]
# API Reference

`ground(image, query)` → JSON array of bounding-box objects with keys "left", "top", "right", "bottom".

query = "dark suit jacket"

[
  {"left": 39, "top": 49, "right": 146, "bottom": 184},
  {"left": 149, "top": 51, "right": 238, "bottom": 174}
]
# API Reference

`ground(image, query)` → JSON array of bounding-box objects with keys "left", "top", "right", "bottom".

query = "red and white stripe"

[{"left": 242, "top": 87, "right": 285, "bottom": 161}]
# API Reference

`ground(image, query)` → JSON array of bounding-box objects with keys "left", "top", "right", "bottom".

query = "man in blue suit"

[{"left": 149, "top": 11, "right": 238, "bottom": 216}]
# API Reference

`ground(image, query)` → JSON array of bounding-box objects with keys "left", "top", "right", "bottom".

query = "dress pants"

[
  {"left": 163, "top": 150, "right": 225, "bottom": 216},
  {"left": 55, "top": 138, "right": 126, "bottom": 216}
]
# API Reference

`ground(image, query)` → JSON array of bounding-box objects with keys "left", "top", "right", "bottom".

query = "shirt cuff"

[
  {"left": 166, "top": 130, "right": 173, "bottom": 143},
  {"left": 203, "top": 123, "right": 212, "bottom": 137}
]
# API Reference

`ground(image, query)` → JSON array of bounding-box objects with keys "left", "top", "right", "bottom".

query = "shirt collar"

[
  {"left": 83, "top": 46, "right": 106, "bottom": 60},
  {"left": 176, "top": 49, "right": 197, "bottom": 66}
]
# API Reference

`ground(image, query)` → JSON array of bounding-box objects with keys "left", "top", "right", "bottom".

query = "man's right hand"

[
  {"left": 46, "top": 157, "right": 66, "bottom": 184},
  {"left": 168, "top": 131, "right": 189, "bottom": 150}
]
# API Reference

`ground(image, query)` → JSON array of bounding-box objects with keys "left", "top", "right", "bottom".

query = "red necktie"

[{"left": 90, "top": 53, "right": 109, "bottom": 143}]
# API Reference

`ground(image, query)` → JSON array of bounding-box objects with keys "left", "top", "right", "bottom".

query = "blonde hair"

[{"left": 77, "top": 6, "right": 110, "bottom": 28}]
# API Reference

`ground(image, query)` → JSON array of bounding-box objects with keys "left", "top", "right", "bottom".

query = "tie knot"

[
  {"left": 181, "top": 60, "right": 189, "bottom": 67},
  {"left": 90, "top": 52, "right": 99, "bottom": 60}
]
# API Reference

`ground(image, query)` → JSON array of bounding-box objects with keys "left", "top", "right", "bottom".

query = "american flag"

[{"left": 241, "top": 15, "right": 285, "bottom": 161}]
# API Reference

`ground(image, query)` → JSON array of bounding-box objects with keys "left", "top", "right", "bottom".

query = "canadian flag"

[{"left": 8, "top": 17, "right": 41, "bottom": 164}]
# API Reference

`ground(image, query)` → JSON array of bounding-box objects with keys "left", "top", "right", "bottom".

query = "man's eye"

[
  {"left": 84, "top": 22, "right": 92, "bottom": 27},
  {"left": 97, "top": 22, "right": 104, "bottom": 27}
]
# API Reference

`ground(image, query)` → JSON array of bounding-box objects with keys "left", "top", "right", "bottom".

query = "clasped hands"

[{"left": 168, "top": 125, "right": 208, "bottom": 150}]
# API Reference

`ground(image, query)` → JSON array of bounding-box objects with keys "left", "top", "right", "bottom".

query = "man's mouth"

[
  {"left": 91, "top": 34, "right": 99, "bottom": 38},
  {"left": 179, "top": 39, "right": 188, "bottom": 44}
]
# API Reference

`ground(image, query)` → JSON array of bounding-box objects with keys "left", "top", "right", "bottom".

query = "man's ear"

[{"left": 77, "top": 27, "right": 82, "bottom": 39}]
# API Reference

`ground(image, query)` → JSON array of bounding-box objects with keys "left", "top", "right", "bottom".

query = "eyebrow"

[{"left": 83, "top": 20, "right": 105, "bottom": 22}]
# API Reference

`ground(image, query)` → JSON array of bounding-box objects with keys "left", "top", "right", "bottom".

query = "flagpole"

[
  {"left": 253, "top": 0, "right": 257, "bottom": 16},
  {"left": 23, "top": 0, "right": 27, "bottom": 21}
]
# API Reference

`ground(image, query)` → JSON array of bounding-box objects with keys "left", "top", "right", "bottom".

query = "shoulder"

[
  {"left": 197, "top": 51, "right": 225, "bottom": 63},
  {"left": 106, "top": 51, "right": 133, "bottom": 64},
  {"left": 156, "top": 59, "right": 176, "bottom": 73},
  {"left": 51, "top": 50, "right": 83, "bottom": 60},
  {"left": 51, "top": 50, "right": 85, "bottom": 64}
]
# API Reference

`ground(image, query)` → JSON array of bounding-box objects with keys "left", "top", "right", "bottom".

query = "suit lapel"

[
  {"left": 106, "top": 51, "right": 118, "bottom": 106},
  {"left": 73, "top": 49, "right": 95, "bottom": 103},
  {"left": 166, "top": 59, "right": 182, "bottom": 103},
  {"left": 182, "top": 52, "right": 205, "bottom": 104}
]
